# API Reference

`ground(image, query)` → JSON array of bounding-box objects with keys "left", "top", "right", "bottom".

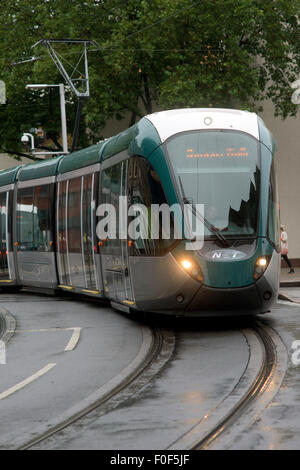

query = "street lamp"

[{"left": 25, "top": 83, "right": 69, "bottom": 155}]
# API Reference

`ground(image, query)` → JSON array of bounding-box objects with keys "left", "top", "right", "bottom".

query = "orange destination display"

[{"left": 186, "top": 147, "right": 249, "bottom": 158}]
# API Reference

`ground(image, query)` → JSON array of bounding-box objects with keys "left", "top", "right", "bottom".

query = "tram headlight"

[
  {"left": 179, "top": 257, "right": 203, "bottom": 282},
  {"left": 253, "top": 256, "right": 270, "bottom": 280},
  {"left": 181, "top": 259, "right": 192, "bottom": 270}
]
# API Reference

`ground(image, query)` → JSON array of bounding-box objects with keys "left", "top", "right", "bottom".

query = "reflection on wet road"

[{"left": 1, "top": 292, "right": 300, "bottom": 450}]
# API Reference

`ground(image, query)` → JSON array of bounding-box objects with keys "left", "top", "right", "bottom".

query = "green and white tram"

[{"left": 0, "top": 108, "right": 280, "bottom": 316}]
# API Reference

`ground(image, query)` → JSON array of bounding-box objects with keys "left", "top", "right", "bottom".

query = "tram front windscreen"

[{"left": 164, "top": 130, "right": 260, "bottom": 238}]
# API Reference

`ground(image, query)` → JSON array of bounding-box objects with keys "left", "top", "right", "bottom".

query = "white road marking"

[
  {"left": 0, "top": 363, "right": 56, "bottom": 401},
  {"left": 16, "top": 327, "right": 82, "bottom": 352},
  {"left": 64, "top": 327, "right": 81, "bottom": 352}
]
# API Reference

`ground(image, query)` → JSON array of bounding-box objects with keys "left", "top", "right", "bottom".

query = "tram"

[{"left": 0, "top": 108, "right": 280, "bottom": 316}]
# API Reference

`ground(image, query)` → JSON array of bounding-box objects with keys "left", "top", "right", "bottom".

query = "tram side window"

[
  {"left": 110, "top": 163, "right": 122, "bottom": 255},
  {"left": 17, "top": 187, "right": 34, "bottom": 251},
  {"left": 99, "top": 166, "right": 112, "bottom": 255},
  {"left": 0, "top": 192, "right": 8, "bottom": 277},
  {"left": 17, "top": 185, "right": 52, "bottom": 251},
  {"left": 67, "top": 177, "right": 81, "bottom": 253},
  {"left": 82, "top": 172, "right": 98, "bottom": 289},
  {"left": 267, "top": 161, "right": 280, "bottom": 251},
  {"left": 0, "top": 193, "right": 6, "bottom": 252},
  {"left": 34, "top": 185, "right": 53, "bottom": 251},
  {"left": 127, "top": 157, "right": 176, "bottom": 256}
]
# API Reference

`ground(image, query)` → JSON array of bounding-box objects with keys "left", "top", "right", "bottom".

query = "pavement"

[{"left": 280, "top": 267, "right": 300, "bottom": 288}]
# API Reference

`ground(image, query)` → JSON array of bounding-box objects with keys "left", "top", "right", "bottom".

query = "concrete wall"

[
  {"left": 260, "top": 102, "right": 300, "bottom": 259},
  {"left": 0, "top": 153, "right": 33, "bottom": 171}
]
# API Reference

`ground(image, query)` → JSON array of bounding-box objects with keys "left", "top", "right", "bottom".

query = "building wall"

[
  {"left": 0, "top": 153, "right": 33, "bottom": 171},
  {"left": 260, "top": 102, "right": 300, "bottom": 259}
]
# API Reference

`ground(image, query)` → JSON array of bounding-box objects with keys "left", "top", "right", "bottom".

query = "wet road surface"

[
  {"left": 0, "top": 294, "right": 143, "bottom": 449},
  {"left": 218, "top": 296, "right": 300, "bottom": 450},
  {"left": 1, "top": 292, "right": 300, "bottom": 449}
]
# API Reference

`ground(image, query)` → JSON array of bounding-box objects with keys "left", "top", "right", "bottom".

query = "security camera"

[
  {"left": 21, "top": 132, "right": 35, "bottom": 150},
  {"left": 21, "top": 134, "right": 29, "bottom": 143}
]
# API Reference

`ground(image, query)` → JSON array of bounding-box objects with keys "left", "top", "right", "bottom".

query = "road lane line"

[
  {"left": 16, "top": 328, "right": 79, "bottom": 333},
  {"left": 16, "top": 327, "right": 82, "bottom": 352},
  {"left": 64, "top": 327, "right": 81, "bottom": 352},
  {"left": 0, "top": 363, "right": 56, "bottom": 401}
]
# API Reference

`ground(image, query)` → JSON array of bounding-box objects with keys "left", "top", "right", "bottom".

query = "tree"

[{"left": 0, "top": 0, "right": 299, "bottom": 158}]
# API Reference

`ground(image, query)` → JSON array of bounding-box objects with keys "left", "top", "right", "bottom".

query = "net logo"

[
  {"left": 0, "top": 340, "right": 6, "bottom": 365},
  {"left": 206, "top": 249, "right": 246, "bottom": 261},
  {"left": 0, "top": 80, "right": 6, "bottom": 105}
]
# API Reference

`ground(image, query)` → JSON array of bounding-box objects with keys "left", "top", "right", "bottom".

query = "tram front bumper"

[{"left": 184, "top": 282, "right": 271, "bottom": 317}]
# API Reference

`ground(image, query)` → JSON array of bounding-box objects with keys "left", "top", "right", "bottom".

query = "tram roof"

[
  {"left": 0, "top": 165, "right": 22, "bottom": 187},
  {"left": 101, "top": 124, "right": 138, "bottom": 161},
  {"left": 18, "top": 155, "right": 63, "bottom": 181},
  {"left": 58, "top": 120, "right": 159, "bottom": 173},
  {"left": 57, "top": 142, "right": 105, "bottom": 174},
  {"left": 54, "top": 127, "right": 137, "bottom": 175}
]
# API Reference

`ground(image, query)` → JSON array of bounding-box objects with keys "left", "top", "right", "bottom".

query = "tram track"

[
  {"left": 169, "top": 320, "right": 287, "bottom": 450},
  {"left": 1, "top": 296, "right": 287, "bottom": 450},
  {"left": 17, "top": 323, "right": 175, "bottom": 450},
  {"left": 194, "top": 322, "right": 282, "bottom": 449}
]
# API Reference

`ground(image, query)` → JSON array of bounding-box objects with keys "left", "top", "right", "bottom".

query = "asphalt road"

[
  {"left": 0, "top": 293, "right": 144, "bottom": 449},
  {"left": 219, "top": 296, "right": 300, "bottom": 450},
  {"left": 0, "top": 292, "right": 300, "bottom": 450}
]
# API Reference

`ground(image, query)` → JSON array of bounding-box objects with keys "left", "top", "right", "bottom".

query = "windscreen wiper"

[{"left": 178, "top": 175, "right": 229, "bottom": 247}]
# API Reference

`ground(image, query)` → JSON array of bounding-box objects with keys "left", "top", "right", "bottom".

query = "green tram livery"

[{"left": 0, "top": 108, "right": 280, "bottom": 316}]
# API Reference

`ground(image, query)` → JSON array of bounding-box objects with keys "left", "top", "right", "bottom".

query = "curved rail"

[
  {"left": 169, "top": 320, "right": 287, "bottom": 450},
  {"left": 18, "top": 325, "right": 175, "bottom": 450}
]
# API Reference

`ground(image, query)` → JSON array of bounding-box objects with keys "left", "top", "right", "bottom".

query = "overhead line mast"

[{"left": 32, "top": 39, "right": 97, "bottom": 152}]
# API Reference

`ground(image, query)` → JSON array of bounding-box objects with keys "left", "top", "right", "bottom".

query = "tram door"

[
  {"left": 0, "top": 191, "right": 10, "bottom": 280},
  {"left": 57, "top": 174, "right": 99, "bottom": 291},
  {"left": 57, "top": 180, "right": 69, "bottom": 285},
  {"left": 99, "top": 160, "right": 134, "bottom": 303}
]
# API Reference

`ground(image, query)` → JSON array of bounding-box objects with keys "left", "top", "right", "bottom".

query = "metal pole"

[
  {"left": 70, "top": 98, "right": 83, "bottom": 153},
  {"left": 59, "top": 83, "right": 68, "bottom": 154}
]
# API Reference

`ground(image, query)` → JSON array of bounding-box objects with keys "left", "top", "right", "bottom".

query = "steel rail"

[
  {"left": 193, "top": 321, "right": 285, "bottom": 450},
  {"left": 18, "top": 325, "right": 175, "bottom": 450}
]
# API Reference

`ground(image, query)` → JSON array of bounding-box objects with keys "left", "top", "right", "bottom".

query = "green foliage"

[{"left": 0, "top": 0, "right": 300, "bottom": 158}]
